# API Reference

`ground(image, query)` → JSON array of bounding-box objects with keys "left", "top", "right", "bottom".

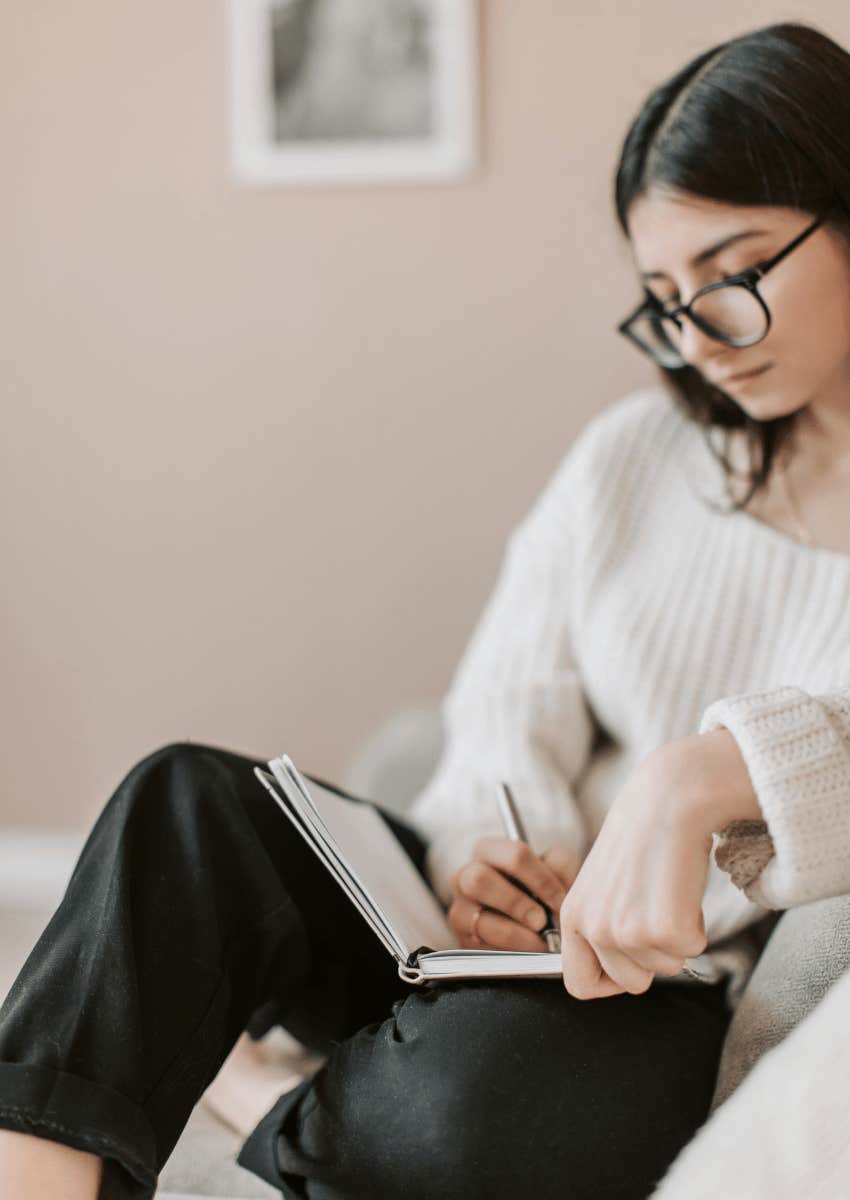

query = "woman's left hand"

[{"left": 559, "top": 741, "right": 715, "bottom": 1000}]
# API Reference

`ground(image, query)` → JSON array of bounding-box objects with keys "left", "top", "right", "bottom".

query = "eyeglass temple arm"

[{"left": 756, "top": 210, "right": 827, "bottom": 278}]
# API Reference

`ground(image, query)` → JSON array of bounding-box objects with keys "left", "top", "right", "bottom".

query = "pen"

[{"left": 498, "top": 782, "right": 562, "bottom": 954}]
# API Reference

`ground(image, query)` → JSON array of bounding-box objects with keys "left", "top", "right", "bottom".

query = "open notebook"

[{"left": 254, "top": 754, "right": 714, "bottom": 987}]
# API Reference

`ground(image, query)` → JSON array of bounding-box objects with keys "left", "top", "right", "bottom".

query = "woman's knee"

[
  {"left": 67, "top": 740, "right": 271, "bottom": 919},
  {"left": 106, "top": 740, "right": 246, "bottom": 836},
  {"left": 127, "top": 739, "right": 226, "bottom": 798},
  {"left": 289, "top": 985, "right": 554, "bottom": 1197},
  {"left": 322, "top": 982, "right": 708, "bottom": 1199}
]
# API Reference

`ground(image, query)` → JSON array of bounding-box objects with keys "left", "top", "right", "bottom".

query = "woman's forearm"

[{"left": 651, "top": 729, "right": 764, "bottom": 835}]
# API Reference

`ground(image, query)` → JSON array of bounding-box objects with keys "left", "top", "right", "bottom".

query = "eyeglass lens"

[{"left": 632, "top": 284, "right": 769, "bottom": 367}]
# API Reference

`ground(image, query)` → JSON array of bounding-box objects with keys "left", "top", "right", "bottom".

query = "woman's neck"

[
  {"left": 789, "top": 381, "right": 850, "bottom": 480},
  {"left": 726, "top": 418, "right": 850, "bottom": 555}
]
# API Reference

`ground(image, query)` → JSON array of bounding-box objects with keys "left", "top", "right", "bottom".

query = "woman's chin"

[{"left": 723, "top": 382, "right": 803, "bottom": 423}]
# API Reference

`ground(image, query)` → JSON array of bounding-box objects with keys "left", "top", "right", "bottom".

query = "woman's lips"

[{"left": 717, "top": 363, "right": 773, "bottom": 387}]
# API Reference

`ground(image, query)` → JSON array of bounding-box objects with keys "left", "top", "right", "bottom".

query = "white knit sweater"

[{"left": 408, "top": 385, "right": 850, "bottom": 1008}]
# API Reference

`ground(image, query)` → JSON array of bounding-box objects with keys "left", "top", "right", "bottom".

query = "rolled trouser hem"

[
  {"left": 0, "top": 1061, "right": 158, "bottom": 1200},
  {"left": 236, "top": 1074, "right": 317, "bottom": 1199}
]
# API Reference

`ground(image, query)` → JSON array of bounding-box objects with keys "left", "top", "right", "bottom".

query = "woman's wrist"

[{"left": 649, "top": 729, "right": 764, "bottom": 836}]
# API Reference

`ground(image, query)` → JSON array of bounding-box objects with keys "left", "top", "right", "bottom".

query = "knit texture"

[
  {"left": 700, "top": 686, "right": 850, "bottom": 907},
  {"left": 407, "top": 385, "right": 850, "bottom": 1007}
]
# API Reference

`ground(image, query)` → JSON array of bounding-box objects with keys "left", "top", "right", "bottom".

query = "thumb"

[{"left": 540, "top": 846, "right": 583, "bottom": 898}]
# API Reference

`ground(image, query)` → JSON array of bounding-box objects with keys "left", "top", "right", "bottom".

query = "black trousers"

[{"left": 0, "top": 742, "right": 732, "bottom": 1200}]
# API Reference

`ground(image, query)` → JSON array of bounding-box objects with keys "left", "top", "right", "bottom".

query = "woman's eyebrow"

[{"left": 639, "top": 228, "right": 770, "bottom": 281}]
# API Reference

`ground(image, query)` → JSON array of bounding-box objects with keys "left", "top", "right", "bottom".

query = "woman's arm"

[
  {"left": 554, "top": 681, "right": 850, "bottom": 1000},
  {"left": 407, "top": 434, "right": 600, "bottom": 907}
]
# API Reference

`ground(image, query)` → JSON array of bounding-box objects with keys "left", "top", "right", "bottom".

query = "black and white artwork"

[{"left": 228, "top": 0, "right": 478, "bottom": 185}]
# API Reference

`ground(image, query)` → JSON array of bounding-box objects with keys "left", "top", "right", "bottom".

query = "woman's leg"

[
  {"left": 0, "top": 741, "right": 416, "bottom": 1200},
  {"left": 0, "top": 1130, "right": 103, "bottom": 1200},
  {"left": 238, "top": 975, "right": 733, "bottom": 1200}
]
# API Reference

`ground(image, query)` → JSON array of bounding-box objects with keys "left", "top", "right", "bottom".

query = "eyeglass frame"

[{"left": 616, "top": 205, "right": 833, "bottom": 367}]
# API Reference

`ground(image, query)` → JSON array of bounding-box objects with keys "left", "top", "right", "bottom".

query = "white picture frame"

[{"left": 227, "top": 0, "right": 479, "bottom": 187}]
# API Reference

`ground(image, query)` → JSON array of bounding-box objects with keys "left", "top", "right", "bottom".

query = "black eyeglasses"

[{"left": 617, "top": 208, "right": 829, "bottom": 369}]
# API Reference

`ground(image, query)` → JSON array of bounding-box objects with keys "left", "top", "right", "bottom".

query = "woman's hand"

[
  {"left": 448, "top": 838, "right": 582, "bottom": 951},
  {"left": 559, "top": 743, "right": 716, "bottom": 1001}
]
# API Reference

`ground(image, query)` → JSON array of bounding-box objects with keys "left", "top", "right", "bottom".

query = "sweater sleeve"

[
  {"left": 406, "top": 441, "right": 598, "bottom": 907},
  {"left": 698, "top": 684, "right": 850, "bottom": 909}
]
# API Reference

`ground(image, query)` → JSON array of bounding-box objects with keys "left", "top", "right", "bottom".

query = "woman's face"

[{"left": 626, "top": 188, "right": 850, "bottom": 430}]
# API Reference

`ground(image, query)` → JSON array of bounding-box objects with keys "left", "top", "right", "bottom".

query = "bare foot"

[{"left": 201, "top": 1030, "right": 324, "bottom": 1138}]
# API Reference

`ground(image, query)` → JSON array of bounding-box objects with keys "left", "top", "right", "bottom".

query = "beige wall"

[{"left": 3, "top": 2, "right": 849, "bottom": 829}]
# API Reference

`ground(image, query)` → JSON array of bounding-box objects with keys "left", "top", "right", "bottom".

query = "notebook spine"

[{"left": 397, "top": 945, "right": 436, "bottom": 986}]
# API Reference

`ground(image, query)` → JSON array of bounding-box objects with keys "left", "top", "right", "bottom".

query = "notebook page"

[
  {"left": 255, "top": 768, "right": 405, "bottom": 963},
  {"left": 279, "top": 764, "right": 455, "bottom": 956}
]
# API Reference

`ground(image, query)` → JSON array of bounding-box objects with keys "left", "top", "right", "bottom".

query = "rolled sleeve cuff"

[{"left": 699, "top": 685, "right": 850, "bottom": 909}]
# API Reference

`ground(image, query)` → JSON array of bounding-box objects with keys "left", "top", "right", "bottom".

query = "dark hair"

[{"left": 614, "top": 21, "right": 850, "bottom": 511}]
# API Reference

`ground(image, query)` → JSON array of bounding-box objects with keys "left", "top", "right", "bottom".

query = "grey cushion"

[
  {"left": 710, "top": 892, "right": 850, "bottom": 1112},
  {"left": 345, "top": 708, "right": 445, "bottom": 816}
]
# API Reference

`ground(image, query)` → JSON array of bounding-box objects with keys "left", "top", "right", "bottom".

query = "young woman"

[{"left": 3, "top": 19, "right": 850, "bottom": 1200}]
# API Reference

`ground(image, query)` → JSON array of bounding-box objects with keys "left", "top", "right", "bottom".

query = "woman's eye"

[
  {"left": 664, "top": 261, "right": 768, "bottom": 305},
  {"left": 720, "top": 259, "right": 771, "bottom": 281}
]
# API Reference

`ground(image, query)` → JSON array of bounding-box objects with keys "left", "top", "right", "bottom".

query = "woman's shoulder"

[
  {"left": 573, "top": 385, "right": 683, "bottom": 458},
  {"left": 513, "top": 384, "right": 701, "bottom": 552},
  {"left": 519, "top": 385, "right": 687, "bottom": 544},
  {"left": 545, "top": 384, "right": 685, "bottom": 502}
]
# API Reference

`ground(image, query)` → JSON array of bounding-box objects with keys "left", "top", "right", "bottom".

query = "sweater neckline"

[
  {"left": 729, "top": 502, "right": 850, "bottom": 566},
  {"left": 675, "top": 406, "right": 850, "bottom": 566}
]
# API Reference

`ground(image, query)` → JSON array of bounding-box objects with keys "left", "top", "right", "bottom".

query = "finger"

[
  {"left": 649, "top": 954, "right": 689, "bottom": 978},
  {"left": 447, "top": 896, "right": 483, "bottom": 948},
  {"left": 474, "top": 837, "right": 566, "bottom": 911},
  {"left": 592, "top": 943, "right": 655, "bottom": 996},
  {"left": 616, "top": 901, "right": 708, "bottom": 969},
  {"left": 540, "top": 846, "right": 582, "bottom": 895},
  {"left": 455, "top": 861, "right": 549, "bottom": 932},
  {"left": 614, "top": 937, "right": 689, "bottom": 977},
  {"left": 477, "top": 907, "right": 549, "bottom": 953},
  {"left": 561, "top": 928, "right": 625, "bottom": 1000},
  {"left": 449, "top": 895, "right": 546, "bottom": 953}
]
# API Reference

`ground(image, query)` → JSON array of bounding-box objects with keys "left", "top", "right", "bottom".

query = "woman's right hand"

[{"left": 447, "top": 837, "right": 582, "bottom": 951}]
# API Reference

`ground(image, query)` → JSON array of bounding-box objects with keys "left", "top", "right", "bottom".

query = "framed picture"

[{"left": 227, "top": 0, "right": 479, "bottom": 186}]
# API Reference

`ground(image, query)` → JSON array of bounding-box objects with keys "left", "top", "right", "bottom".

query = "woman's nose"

[{"left": 676, "top": 316, "right": 726, "bottom": 371}]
